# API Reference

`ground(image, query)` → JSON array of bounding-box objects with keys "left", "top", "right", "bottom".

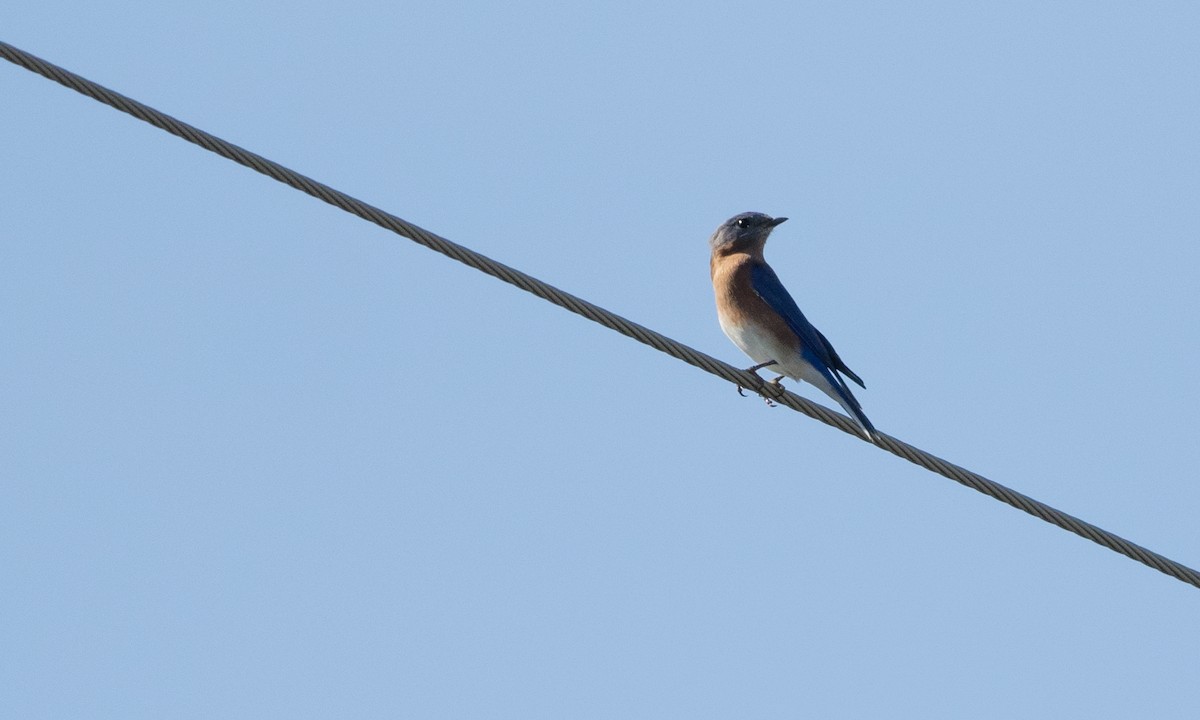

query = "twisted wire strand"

[{"left": 4, "top": 40, "right": 1196, "bottom": 590}]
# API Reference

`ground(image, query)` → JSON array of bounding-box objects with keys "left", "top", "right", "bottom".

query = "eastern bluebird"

[{"left": 710, "top": 212, "right": 877, "bottom": 440}]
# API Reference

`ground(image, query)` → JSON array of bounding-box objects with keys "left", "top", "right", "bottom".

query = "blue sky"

[{"left": 3, "top": 2, "right": 1199, "bottom": 718}]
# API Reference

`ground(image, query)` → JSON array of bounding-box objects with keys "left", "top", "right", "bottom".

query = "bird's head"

[{"left": 709, "top": 212, "right": 788, "bottom": 255}]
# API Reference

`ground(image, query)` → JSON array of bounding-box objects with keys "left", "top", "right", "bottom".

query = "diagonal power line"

[{"left": 3, "top": 40, "right": 1197, "bottom": 590}]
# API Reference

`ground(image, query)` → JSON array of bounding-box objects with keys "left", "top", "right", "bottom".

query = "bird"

[{"left": 709, "top": 211, "right": 877, "bottom": 440}]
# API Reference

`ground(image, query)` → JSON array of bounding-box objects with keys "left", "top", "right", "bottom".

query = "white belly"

[
  {"left": 720, "top": 317, "right": 792, "bottom": 370},
  {"left": 719, "top": 315, "right": 833, "bottom": 392}
]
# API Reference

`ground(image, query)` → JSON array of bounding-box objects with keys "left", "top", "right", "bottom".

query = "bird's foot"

[
  {"left": 736, "top": 361, "right": 782, "bottom": 406},
  {"left": 760, "top": 375, "right": 786, "bottom": 406},
  {"left": 735, "top": 383, "right": 775, "bottom": 406}
]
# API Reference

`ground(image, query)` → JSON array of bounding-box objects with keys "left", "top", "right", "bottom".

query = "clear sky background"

[{"left": 3, "top": 3, "right": 1199, "bottom": 718}]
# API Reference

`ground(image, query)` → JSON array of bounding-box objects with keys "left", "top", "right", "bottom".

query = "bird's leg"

[{"left": 737, "top": 360, "right": 780, "bottom": 405}]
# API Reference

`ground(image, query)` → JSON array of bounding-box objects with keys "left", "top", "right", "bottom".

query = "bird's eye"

[{"left": 736, "top": 218, "right": 750, "bottom": 228}]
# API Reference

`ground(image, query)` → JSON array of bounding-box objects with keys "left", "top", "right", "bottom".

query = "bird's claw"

[
  {"left": 735, "top": 364, "right": 784, "bottom": 407},
  {"left": 761, "top": 376, "right": 786, "bottom": 406},
  {"left": 736, "top": 384, "right": 774, "bottom": 405}
]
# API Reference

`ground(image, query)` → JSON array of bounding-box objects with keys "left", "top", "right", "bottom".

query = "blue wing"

[
  {"left": 750, "top": 263, "right": 865, "bottom": 387},
  {"left": 750, "top": 262, "right": 876, "bottom": 437}
]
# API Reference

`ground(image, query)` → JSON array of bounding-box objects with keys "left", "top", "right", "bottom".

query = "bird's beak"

[{"left": 769, "top": 216, "right": 788, "bottom": 227}]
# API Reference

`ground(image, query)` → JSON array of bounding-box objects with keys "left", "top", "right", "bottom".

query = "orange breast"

[{"left": 711, "top": 253, "right": 799, "bottom": 351}]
